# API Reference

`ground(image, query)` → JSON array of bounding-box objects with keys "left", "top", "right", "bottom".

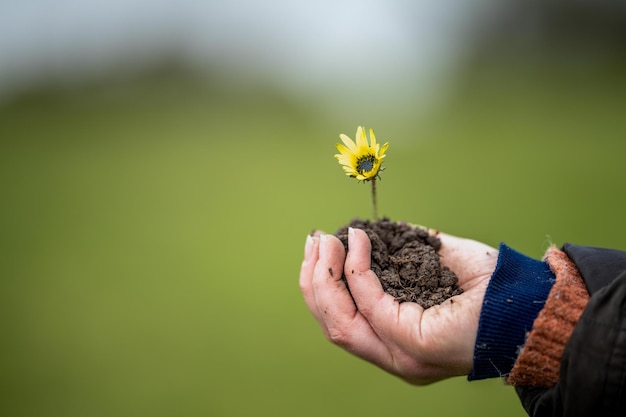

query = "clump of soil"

[{"left": 335, "top": 218, "right": 463, "bottom": 308}]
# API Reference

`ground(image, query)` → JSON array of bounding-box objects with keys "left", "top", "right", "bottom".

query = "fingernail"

[
  {"left": 319, "top": 233, "right": 329, "bottom": 254},
  {"left": 348, "top": 227, "right": 355, "bottom": 248},
  {"left": 304, "top": 234, "right": 315, "bottom": 262}
]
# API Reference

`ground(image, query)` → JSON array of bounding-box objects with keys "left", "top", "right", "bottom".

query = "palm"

[
  {"left": 299, "top": 228, "right": 498, "bottom": 386},
  {"left": 383, "top": 233, "right": 497, "bottom": 383}
]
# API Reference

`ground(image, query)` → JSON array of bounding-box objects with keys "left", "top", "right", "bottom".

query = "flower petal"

[
  {"left": 355, "top": 126, "right": 367, "bottom": 149},
  {"left": 339, "top": 134, "right": 357, "bottom": 153},
  {"left": 379, "top": 142, "right": 389, "bottom": 157},
  {"left": 335, "top": 143, "right": 351, "bottom": 156},
  {"left": 369, "top": 128, "right": 377, "bottom": 148}
]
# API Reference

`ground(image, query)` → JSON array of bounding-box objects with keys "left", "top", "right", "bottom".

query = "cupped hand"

[{"left": 299, "top": 227, "right": 498, "bottom": 385}]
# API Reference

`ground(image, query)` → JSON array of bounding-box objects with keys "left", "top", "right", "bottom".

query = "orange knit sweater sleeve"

[{"left": 507, "top": 247, "right": 590, "bottom": 387}]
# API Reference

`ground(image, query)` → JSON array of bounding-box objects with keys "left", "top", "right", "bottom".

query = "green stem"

[{"left": 371, "top": 178, "right": 378, "bottom": 220}]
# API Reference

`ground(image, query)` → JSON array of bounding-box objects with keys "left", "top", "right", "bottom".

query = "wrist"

[
  {"left": 468, "top": 243, "right": 556, "bottom": 380},
  {"left": 507, "top": 247, "right": 590, "bottom": 386}
]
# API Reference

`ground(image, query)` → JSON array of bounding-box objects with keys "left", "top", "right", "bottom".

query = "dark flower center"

[{"left": 356, "top": 155, "right": 376, "bottom": 173}]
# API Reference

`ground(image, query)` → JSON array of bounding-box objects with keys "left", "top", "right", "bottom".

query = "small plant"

[
  {"left": 334, "top": 126, "right": 389, "bottom": 220},
  {"left": 332, "top": 126, "right": 462, "bottom": 307}
]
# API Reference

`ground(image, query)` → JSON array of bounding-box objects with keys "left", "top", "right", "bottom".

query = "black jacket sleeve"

[
  {"left": 564, "top": 243, "right": 626, "bottom": 294},
  {"left": 515, "top": 244, "right": 626, "bottom": 417}
]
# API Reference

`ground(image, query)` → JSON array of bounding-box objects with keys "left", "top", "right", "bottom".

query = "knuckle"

[
  {"left": 356, "top": 303, "right": 374, "bottom": 318},
  {"left": 299, "top": 278, "right": 311, "bottom": 294},
  {"left": 326, "top": 327, "right": 351, "bottom": 347}
]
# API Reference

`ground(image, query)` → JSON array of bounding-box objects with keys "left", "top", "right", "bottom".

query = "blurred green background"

[{"left": 1, "top": 1, "right": 625, "bottom": 416}]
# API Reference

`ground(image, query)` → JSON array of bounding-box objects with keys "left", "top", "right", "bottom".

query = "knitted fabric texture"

[
  {"left": 469, "top": 244, "right": 555, "bottom": 380},
  {"left": 507, "top": 246, "right": 590, "bottom": 387}
]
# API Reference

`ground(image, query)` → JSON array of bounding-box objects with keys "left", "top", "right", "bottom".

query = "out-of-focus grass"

[{"left": 0, "top": 67, "right": 624, "bottom": 417}]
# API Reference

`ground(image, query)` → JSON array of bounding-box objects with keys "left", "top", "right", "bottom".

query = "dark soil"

[{"left": 335, "top": 218, "right": 463, "bottom": 308}]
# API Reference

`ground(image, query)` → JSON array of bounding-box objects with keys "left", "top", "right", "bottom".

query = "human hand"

[{"left": 299, "top": 227, "right": 498, "bottom": 385}]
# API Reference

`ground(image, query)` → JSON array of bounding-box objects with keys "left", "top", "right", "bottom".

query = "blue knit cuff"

[{"left": 468, "top": 243, "right": 556, "bottom": 380}]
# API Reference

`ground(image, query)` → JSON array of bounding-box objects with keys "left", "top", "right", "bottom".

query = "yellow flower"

[{"left": 335, "top": 126, "right": 389, "bottom": 181}]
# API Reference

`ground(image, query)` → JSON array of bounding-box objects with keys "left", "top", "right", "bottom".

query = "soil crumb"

[{"left": 335, "top": 218, "right": 463, "bottom": 308}]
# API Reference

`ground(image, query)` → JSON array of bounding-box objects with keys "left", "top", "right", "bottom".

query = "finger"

[
  {"left": 299, "top": 234, "right": 321, "bottom": 321},
  {"left": 311, "top": 234, "right": 391, "bottom": 361},
  {"left": 345, "top": 228, "right": 429, "bottom": 353},
  {"left": 436, "top": 232, "right": 497, "bottom": 289},
  {"left": 311, "top": 234, "right": 353, "bottom": 336},
  {"left": 343, "top": 227, "right": 390, "bottom": 316}
]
